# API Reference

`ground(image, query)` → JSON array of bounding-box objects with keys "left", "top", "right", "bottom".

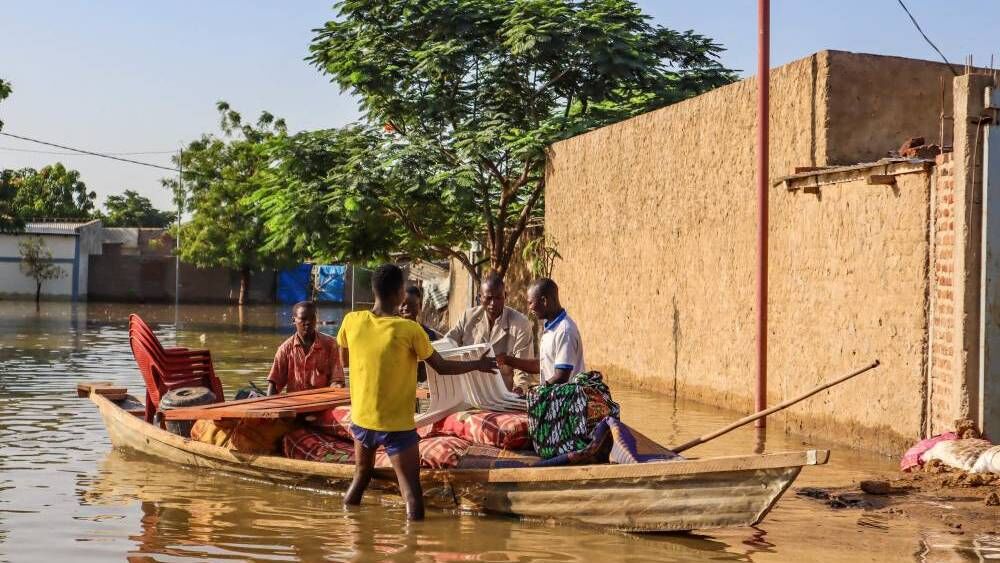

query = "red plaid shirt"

[{"left": 267, "top": 332, "right": 344, "bottom": 393}]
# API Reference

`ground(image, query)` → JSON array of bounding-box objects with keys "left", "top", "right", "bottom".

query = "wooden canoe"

[{"left": 87, "top": 391, "right": 829, "bottom": 532}]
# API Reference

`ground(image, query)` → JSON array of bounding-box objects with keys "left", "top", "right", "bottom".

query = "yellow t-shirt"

[{"left": 336, "top": 311, "right": 434, "bottom": 431}]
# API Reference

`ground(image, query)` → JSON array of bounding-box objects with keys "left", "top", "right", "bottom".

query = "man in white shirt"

[{"left": 496, "top": 278, "right": 584, "bottom": 385}]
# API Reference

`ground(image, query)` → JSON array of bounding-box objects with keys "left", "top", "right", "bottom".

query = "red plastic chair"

[{"left": 128, "top": 314, "right": 225, "bottom": 422}]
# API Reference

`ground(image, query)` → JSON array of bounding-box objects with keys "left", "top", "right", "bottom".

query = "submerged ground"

[{"left": 0, "top": 301, "right": 997, "bottom": 561}]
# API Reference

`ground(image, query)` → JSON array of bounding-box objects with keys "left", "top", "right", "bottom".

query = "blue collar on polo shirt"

[{"left": 543, "top": 309, "right": 567, "bottom": 331}]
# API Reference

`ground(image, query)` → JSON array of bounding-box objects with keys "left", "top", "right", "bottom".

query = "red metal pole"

[{"left": 755, "top": 0, "right": 770, "bottom": 427}]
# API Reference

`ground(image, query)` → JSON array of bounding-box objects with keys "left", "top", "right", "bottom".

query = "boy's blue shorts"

[{"left": 349, "top": 424, "right": 420, "bottom": 456}]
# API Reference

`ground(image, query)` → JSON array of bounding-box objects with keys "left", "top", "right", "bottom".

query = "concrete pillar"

[{"left": 953, "top": 74, "right": 992, "bottom": 428}]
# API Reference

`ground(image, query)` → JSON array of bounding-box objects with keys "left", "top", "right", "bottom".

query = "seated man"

[
  {"left": 267, "top": 301, "right": 344, "bottom": 395},
  {"left": 444, "top": 272, "right": 534, "bottom": 391},
  {"left": 398, "top": 285, "right": 440, "bottom": 390},
  {"left": 398, "top": 285, "right": 442, "bottom": 341},
  {"left": 190, "top": 300, "right": 342, "bottom": 453},
  {"left": 496, "top": 278, "right": 584, "bottom": 386}
]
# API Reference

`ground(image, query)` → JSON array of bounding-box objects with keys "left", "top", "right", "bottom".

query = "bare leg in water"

[
  {"left": 344, "top": 441, "right": 376, "bottom": 506},
  {"left": 388, "top": 443, "right": 424, "bottom": 520}
]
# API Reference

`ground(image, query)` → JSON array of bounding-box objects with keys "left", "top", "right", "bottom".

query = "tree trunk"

[
  {"left": 35, "top": 281, "right": 41, "bottom": 308},
  {"left": 238, "top": 268, "right": 251, "bottom": 306}
]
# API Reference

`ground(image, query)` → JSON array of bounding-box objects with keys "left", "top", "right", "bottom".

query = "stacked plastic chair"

[
  {"left": 414, "top": 341, "right": 527, "bottom": 428},
  {"left": 128, "top": 314, "right": 225, "bottom": 423}
]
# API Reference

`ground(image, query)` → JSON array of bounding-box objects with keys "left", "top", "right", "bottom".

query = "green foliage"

[
  {"left": 302, "top": 0, "right": 735, "bottom": 278},
  {"left": 522, "top": 234, "right": 562, "bottom": 279},
  {"left": 163, "top": 102, "right": 295, "bottom": 302},
  {"left": 19, "top": 236, "right": 66, "bottom": 302},
  {"left": 252, "top": 126, "right": 480, "bottom": 266},
  {"left": 0, "top": 80, "right": 17, "bottom": 231},
  {"left": 0, "top": 170, "right": 21, "bottom": 232},
  {"left": 0, "top": 78, "right": 10, "bottom": 131},
  {"left": 2, "top": 163, "right": 97, "bottom": 221},
  {"left": 101, "top": 189, "right": 176, "bottom": 228}
]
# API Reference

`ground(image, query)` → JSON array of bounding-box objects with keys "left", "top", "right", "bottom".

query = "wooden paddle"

[{"left": 671, "top": 359, "right": 880, "bottom": 453}]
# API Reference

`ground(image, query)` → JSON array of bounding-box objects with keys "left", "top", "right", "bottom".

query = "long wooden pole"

[
  {"left": 755, "top": 0, "right": 771, "bottom": 428},
  {"left": 672, "top": 360, "right": 880, "bottom": 453}
]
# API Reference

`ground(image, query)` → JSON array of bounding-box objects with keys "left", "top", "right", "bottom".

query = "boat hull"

[{"left": 91, "top": 392, "right": 824, "bottom": 532}]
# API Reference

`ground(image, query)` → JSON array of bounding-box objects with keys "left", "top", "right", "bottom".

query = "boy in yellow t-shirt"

[{"left": 337, "top": 264, "right": 495, "bottom": 520}]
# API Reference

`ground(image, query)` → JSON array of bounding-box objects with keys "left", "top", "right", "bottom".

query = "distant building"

[{"left": 0, "top": 220, "right": 103, "bottom": 301}]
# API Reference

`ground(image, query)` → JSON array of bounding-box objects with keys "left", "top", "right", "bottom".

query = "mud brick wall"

[{"left": 546, "top": 50, "right": 957, "bottom": 453}]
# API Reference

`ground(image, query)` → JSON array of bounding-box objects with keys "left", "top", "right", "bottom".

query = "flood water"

[{"left": 0, "top": 301, "right": 997, "bottom": 562}]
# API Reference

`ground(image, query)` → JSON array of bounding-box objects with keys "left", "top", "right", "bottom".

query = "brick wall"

[{"left": 930, "top": 153, "right": 960, "bottom": 433}]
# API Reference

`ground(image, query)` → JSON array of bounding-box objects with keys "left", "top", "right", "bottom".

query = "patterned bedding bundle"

[
  {"left": 283, "top": 428, "right": 471, "bottom": 469},
  {"left": 283, "top": 427, "right": 356, "bottom": 464},
  {"left": 306, "top": 405, "right": 531, "bottom": 449},
  {"left": 434, "top": 409, "right": 531, "bottom": 450},
  {"left": 304, "top": 406, "right": 354, "bottom": 440},
  {"left": 527, "top": 371, "right": 620, "bottom": 459}
]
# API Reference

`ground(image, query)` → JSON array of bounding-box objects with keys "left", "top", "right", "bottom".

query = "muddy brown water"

[{"left": 0, "top": 301, "right": 997, "bottom": 562}]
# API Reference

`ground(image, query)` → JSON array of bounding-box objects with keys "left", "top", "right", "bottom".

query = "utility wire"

[
  {"left": 0, "top": 131, "right": 184, "bottom": 173},
  {"left": 895, "top": 0, "right": 958, "bottom": 76},
  {"left": 0, "top": 145, "right": 175, "bottom": 156}
]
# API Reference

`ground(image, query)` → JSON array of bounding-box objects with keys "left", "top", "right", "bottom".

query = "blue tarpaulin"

[
  {"left": 315, "top": 265, "right": 346, "bottom": 303},
  {"left": 277, "top": 264, "right": 312, "bottom": 304}
]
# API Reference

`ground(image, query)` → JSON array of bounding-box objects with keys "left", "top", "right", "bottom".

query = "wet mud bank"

[{"left": 797, "top": 463, "right": 1000, "bottom": 535}]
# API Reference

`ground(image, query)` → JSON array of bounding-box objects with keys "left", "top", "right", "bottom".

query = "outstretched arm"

[
  {"left": 425, "top": 351, "right": 496, "bottom": 375},
  {"left": 496, "top": 354, "right": 540, "bottom": 374}
]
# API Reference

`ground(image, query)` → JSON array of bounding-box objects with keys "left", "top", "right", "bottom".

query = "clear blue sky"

[{"left": 0, "top": 1, "right": 995, "bottom": 210}]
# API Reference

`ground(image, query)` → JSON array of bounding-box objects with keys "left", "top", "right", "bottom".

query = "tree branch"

[
  {"left": 387, "top": 205, "right": 479, "bottom": 281},
  {"left": 481, "top": 157, "right": 509, "bottom": 192},
  {"left": 532, "top": 69, "right": 570, "bottom": 100},
  {"left": 499, "top": 176, "right": 545, "bottom": 276}
]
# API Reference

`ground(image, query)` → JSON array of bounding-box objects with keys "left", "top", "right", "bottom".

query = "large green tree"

[
  {"left": 3, "top": 163, "right": 96, "bottom": 221},
  {"left": 295, "top": 0, "right": 735, "bottom": 279},
  {"left": 165, "top": 101, "right": 294, "bottom": 305},
  {"left": 101, "top": 189, "right": 176, "bottom": 228}
]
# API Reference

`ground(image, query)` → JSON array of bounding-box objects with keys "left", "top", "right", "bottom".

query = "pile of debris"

[{"left": 889, "top": 136, "right": 942, "bottom": 160}]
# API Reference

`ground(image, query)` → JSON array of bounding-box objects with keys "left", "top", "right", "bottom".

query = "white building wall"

[{"left": 0, "top": 234, "right": 78, "bottom": 298}]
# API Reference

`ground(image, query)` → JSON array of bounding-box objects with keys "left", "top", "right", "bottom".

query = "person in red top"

[{"left": 267, "top": 301, "right": 344, "bottom": 395}]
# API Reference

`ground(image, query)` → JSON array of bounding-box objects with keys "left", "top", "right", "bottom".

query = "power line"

[
  {"left": 0, "top": 145, "right": 176, "bottom": 156},
  {"left": 895, "top": 0, "right": 958, "bottom": 76},
  {"left": 0, "top": 131, "right": 184, "bottom": 173}
]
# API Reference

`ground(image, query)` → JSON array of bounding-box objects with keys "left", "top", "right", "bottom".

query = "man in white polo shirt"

[{"left": 496, "top": 278, "right": 584, "bottom": 386}]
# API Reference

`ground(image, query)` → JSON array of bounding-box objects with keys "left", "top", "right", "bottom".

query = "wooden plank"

[
  {"left": 92, "top": 386, "right": 128, "bottom": 401},
  {"left": 77, "top": 381, "right": 113, "bottom": 398},
  {"left": 794, "top": 166, "right": 831, "bottom": 174},
  {"left": 163, "top": 396, "right": 351, "bottom": 421},
  {"left": 169, "top": 387, "right": 348, "bottom": 412},
  {"left": 243, "top": 393, "right": 350, "bottom": 409},
  {"left": 867, "top": 174, "right": 896, "bottom": 185},
  {"left": 164, "top": 407, "right": 300, "bottom": 421},
  {"left": 242, "top": 395, "right": 351, "bottom": 411}
]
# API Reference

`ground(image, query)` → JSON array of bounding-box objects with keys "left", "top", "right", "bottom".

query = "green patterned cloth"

[{"left": 527, "top": 371, "right": 620, "bottom": 459}]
